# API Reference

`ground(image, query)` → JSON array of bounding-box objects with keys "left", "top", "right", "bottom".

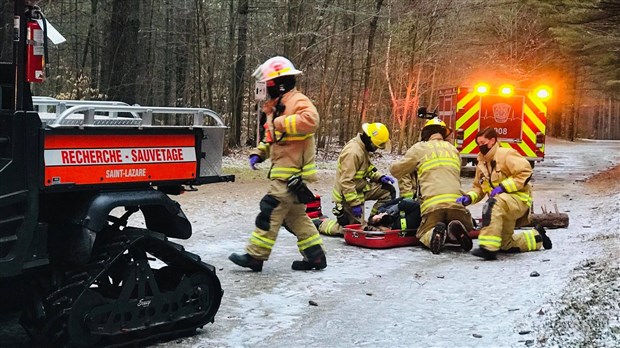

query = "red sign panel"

[
  {"left": 44, "top": 134, "right": 197, "bottom": 186},
  {"left": 478, "top": 95, "right": 524, "bottom": 141}
]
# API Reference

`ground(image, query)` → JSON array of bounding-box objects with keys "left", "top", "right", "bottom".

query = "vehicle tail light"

[{"left": 535, "top": 132, "right": 544, "bottom": 148}]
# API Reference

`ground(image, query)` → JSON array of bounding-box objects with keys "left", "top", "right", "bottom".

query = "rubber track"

[{"left": 32, "top": 229, "right": 222, "bottom": 347}]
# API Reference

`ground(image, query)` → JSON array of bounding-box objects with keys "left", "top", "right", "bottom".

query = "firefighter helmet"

[
  {"left": 252, "top": 56, "right": 302, "bottom": 82},
  {"left": 423, "top": 117, "right": 452, "bottom": 138},
  {"left": 362, "top": 122, "right": 390, "bottom": 149}
]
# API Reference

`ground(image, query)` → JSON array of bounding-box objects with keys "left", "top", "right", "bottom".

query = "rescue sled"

[{"left": 343, "top": 224, "right": 480, "bottom": 249}]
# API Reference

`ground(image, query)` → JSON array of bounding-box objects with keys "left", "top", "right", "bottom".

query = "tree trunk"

[
  {"left": 229, "top": 0, "right": 248, "bottom": 148},
  {"left": 359, "top": 0, "right": 383, "bottom": 123},
  {"left": 284, "top": 0, "right": 300, "bottom": 57},
  {"left": 163, "top": 1, "right": 173, "bottom": 106},
  {"left": 525, "top": 213, "right": 570, "bottom": 229},
  {"left": 343, "top": 0, "right": 357, "bottom": 144},
  {"left": 100, "top": 0, "right": 141, "bottom": 104},
  {"left": 175, "top": 1, "right": 191, "bottom": 107},
  {"left": 89, "top": 0, "right": 100, "bottom": 94},
  {"left": 568, "top": 67, "right": 579, "bottom": 141}
]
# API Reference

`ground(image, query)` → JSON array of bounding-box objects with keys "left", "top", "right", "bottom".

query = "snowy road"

[
  {"left": 155, "top": 138, "right": 620, "bottom": 348},
  {"left": 1, "top": 138, "right": 618, "bottom": 348}
]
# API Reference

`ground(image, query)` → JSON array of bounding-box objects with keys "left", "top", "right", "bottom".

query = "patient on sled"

[{"left": 364, "top": 197, "right": 421, "bottom": 235}]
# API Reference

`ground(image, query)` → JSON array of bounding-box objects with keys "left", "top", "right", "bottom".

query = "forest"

[{"left": 1, "top": 0, "right": 619, "bottom": 152}]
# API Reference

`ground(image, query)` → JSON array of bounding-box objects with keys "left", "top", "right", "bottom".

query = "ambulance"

[{"left": 432, "top": 83, "right": 551, "bottom": 167}]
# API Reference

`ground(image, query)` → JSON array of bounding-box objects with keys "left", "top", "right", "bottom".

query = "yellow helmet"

[
  {"left": 423, "top": 117, "right": 452, "bottom": 138},
  {"left": 362, "top": 122, "right": 390, "bottom": 149}
]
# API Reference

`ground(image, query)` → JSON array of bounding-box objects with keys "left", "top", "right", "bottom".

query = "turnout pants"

[
  {"left": 417, "top": 203, "right": 474, "bottom": 249},
  {"left": 246, "top": 180, "right": 324, "bottom": 260},
  {"left": 320, "top": 182, "right": 393, "bottom": 236},
  {"left": 478, "top": 193, "right": 542, "bottom": 252}
]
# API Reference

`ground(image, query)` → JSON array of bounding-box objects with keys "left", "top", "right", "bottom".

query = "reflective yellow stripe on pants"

[
  {"left": 250, "top": 231, "right": 275, "bottom": 250},
  {"left": 324, "top": 220, "right": 339, "bottom": 235},
  {"left": 478, "top": 235, "right": 502, "bottom": 249},
  {"left": 523, "top": 229, "right": 537, "bottom": 251},
  {"left": 297, "top": 234, "right": 323, "bottom": 252}
]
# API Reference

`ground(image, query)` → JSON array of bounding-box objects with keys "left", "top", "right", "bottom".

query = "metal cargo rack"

[{"left": 33, "top": 97, "right": 228, "bottom": 179}]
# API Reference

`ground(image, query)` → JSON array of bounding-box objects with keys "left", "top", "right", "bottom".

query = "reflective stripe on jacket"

[
  {"left": 251, "top": 89, "right": 319, "bottom": 182},
  {"left": 332, "top": 135, "right": 383, "bottom": 206},
  {"left": 467, "top": 144, "right": 533, "bottom": 206},
  {"left": 390, "top": 134, "right": 463, "bottom": 214}
]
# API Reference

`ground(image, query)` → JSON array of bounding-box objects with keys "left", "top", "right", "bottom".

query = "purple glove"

[
  {"left": 351, "top": 205, "right": 363, "bottom": 218},
  {"left": 379, "top": 175, "right": 395, "bottom": 185},
  {"left": 249, "top": 155, "right": 261, "bottom": 170},
  {"left": 490, "top": 185, "right": 505, "bottom": 198},
  {"left": 456, "top": 195, "right": 472, "bottom": 206}
]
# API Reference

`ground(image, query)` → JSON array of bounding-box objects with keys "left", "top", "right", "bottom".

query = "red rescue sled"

[{"left": 344, "top": 224, "right": 480, "bottom": 249}]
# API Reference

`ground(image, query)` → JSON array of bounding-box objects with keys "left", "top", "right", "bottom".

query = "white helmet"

[{"left": 252, "top": 56, "right": 302, "bottom": 82}]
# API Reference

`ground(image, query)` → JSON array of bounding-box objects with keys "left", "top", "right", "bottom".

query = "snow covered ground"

[
  {"left": 1, "top": 138, "right": 618, "bottom": 348},
  {"left": 152, "top": 137, "right": 620, "bottom": 348}
]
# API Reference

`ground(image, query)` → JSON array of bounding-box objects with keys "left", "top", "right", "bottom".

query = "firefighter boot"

[
  {"left": 447, "top": 220, "right": 473, "bottom": 251},
  {"left": 228, "top": 253, "right": 263, "bottom": 272},
  {"left": 535, "top": 225, "right": 553, "bottom": 249},
  {"left": 430, "top": 222, "right": 447, "bottom": 255},
  {"left": 471, "top": 247, "right": 497, "bottom": 260},
  {"left": 292, "top": 245, "right": 327, "bottom": 271}
]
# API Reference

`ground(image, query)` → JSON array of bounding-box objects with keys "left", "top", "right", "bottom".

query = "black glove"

[{"left": 287, "top": 175, "right": 316, "bottom": 204}]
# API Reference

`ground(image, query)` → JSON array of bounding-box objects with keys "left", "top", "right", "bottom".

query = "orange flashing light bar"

[
  {"left": 498, "top": 84, "right": 514, "bottom": 97},
  {"left": 474, "top": 82, "right": 490, "bottom": 95},
  {"left": 534, "top": 85, "right": 552, "bottom": 101}
]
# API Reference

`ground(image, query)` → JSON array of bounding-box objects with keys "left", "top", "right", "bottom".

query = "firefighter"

[
  {"left": 316, "top": 123, "right": 396, "bottom": 237},
  {"left": 229, "top": 56, "right": 327, "bottom": 271},
  {"left": 457, "top": 127, "right": 552, "bottom": 260},
  {"left": 389, "top": 118, "right": 474, "bottom": 254}
]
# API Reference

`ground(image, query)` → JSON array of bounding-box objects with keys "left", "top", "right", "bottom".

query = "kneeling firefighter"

[
  {"left": 229, "top": 56, "right": 327, "bottom": 271},
  {"left": 390, "top": 118, "right": 474, "bottom": 254},
  {"left": 317, "top": 122, "right": 396, "bottom": 237},
  {"left": 457, "top": 127, "right": 552, "bottom": 260}
]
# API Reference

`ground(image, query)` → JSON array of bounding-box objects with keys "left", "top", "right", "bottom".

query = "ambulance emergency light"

[
  {"left": 498, "top": 84, "right": 514, "bottom": 97},
  {"left": 534, "top": 85, "right": 552, "bottom": 101},
  {"left": 474, "top": 82, "right": 490, "bottom": 95}
]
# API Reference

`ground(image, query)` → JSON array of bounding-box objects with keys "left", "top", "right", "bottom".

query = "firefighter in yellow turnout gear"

[
  {"left": 229, "top": 56, "right": 326, "bottom": 271},
  {"left": 317, "top": 123, "right": 396, "bottom": 237},
  {"left": 390, "top": 118, "right": 473, "bottom": 254},
  {"left": 457, "top": 127, "right": 552, "bottom": 260}
]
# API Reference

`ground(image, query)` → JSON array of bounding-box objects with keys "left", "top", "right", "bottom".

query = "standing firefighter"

[
  {"left": 390, "top": 118, "right": 473, "bottom": 254},
  {"left": 317, "top": 123, "right": 396, "bottom": 236},
  {"left": 457, "top": 127, "right": 552, "bottom": 260},
  {"left": 229, "top": 56, "right": 327, "bottom": 271}
]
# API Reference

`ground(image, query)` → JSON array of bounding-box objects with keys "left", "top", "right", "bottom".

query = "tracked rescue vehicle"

[{"left": 0, "top": 1, "right": 230, "bottom": 346}]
